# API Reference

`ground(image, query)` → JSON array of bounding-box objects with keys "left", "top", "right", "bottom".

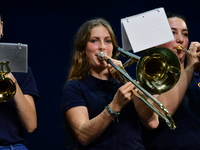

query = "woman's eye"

[
  {"left": 172, "top": 31, "right": 176, "bottom": 35},
  {"left": 106, "top": 40, "right": 112, "bottom": 43},
  {"left": 90, "top": 40, "right": 97, "bottom": 43},
  {"left": 183, "top": 33, "right": 188, "bottom": 37}
]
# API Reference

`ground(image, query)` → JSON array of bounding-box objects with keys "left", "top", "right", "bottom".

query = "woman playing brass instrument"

[
  {"left": 142, "top": 12, "right": 200, "bottom": 150},
  {"left": 0, "top": 15, "right": 39, "bottom": 150},
  {"left": 61, "top": 17, "right": 200, "bottom": 150}
]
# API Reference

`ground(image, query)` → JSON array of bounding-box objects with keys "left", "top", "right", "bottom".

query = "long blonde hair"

[{"left": 67, "top": 18, "right": 119, "bottom": 81}]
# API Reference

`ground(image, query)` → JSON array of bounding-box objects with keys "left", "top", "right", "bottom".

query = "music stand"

[{"left": 0, "top": 43, "right": 28, "bottom": 73}]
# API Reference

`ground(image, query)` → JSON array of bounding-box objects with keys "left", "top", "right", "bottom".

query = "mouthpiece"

[
  {"left": 177, "top": 46, "right": 188, "bottom": 53},
  {"left": 177, "top": 45, "right": 183, "bottom": 52},
  {"left": 177, "top": 45, "right": 182, "bottom": 50},
  {"left": 98, "top": 51, "right": 106, "bottom": 60}
]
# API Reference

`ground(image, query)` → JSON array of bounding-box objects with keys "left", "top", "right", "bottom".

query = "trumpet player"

[
  {"left": 0, "top": 15, "right": 39, "bottom": 150},
  {"left": 142, "top": 12, "right": 200, "bottom": 150}
]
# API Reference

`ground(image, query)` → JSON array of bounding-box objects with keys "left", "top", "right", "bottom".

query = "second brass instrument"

[
  {"left": 0, "top": 61, "right": 16, "bottom": 102},
  {"left": 98, "top": 47, "right": 181, "bottom": 129}
]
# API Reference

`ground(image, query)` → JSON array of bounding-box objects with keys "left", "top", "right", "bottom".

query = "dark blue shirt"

[
  {"left": 142, "top": 72, "right": 200, "bottom": 150},
  {"left": 62, "top": 75, "right": 145, "bottom": 150},
  {"left": 0, "top": 67, "right": 39, "bottom": 146}
]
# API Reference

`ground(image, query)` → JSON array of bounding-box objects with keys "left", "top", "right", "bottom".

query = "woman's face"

[
  {"left": 85, "top": 25, "right": 113, "bottom": 69},
  {"left": 159, "top": 17, "right": 189, "bottom": 60}
]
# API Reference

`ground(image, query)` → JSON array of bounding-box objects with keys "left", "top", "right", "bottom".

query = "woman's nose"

[
  {"left": 176, "top": 34, "right": 184, "bottom": 44},
  {"left": 99, "top": 42, "right": 106, "bottom": 50}
]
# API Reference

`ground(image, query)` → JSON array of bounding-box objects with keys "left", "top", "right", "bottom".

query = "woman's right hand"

[{"left": 109, "top": 82, "right": 135, "bottom": 112}]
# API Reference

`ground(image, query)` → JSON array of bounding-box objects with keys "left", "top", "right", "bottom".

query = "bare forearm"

[
  {"left": 14, "top": 83, "right": 37, "bottom": 133},
  {"left": 67, "top": 108, "right": 113, "bottom": 146},
  {"left": 158, "top": 66, "right": 194, "bottom": 115},
  {"left": 133, "top": 94, "right": 159, "bottom": 129}
]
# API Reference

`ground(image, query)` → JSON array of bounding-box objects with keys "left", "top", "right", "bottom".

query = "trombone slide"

[{"left": 98, "top": 49, "right": 177, "bottom": 129}]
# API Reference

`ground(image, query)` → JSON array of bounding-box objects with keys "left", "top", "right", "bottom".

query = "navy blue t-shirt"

[
  {"left": 62, "top": 75, "right": 145, "bottom": 150},
  {"left": 142, "top": 71, "right": 200, "bottom": 150},
  {"left": 0, "top": 67, "right": 39, "bottom": 146}
]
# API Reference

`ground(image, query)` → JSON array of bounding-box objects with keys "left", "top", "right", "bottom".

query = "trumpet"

[
  {"left": 98, "top": 47, "right": 181, "bottom": 129},
  {"left": 0, "top": 61, "right": 16, "bottom": 102}
]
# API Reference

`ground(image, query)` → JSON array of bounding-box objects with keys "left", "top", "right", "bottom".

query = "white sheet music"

[{"left": 121, "top": 7, "right": 174, "bottom": 52}]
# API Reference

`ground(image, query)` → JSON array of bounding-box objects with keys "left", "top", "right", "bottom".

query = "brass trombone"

[
  {"left": 98, "top": 47, "right": 181, "bottom": 129},
  {"left": 0, "top": 61, "right": 16, "bottom": 102}
]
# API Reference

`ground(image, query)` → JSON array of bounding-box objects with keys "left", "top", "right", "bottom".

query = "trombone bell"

[{"left": 137, "top": 47, "right": 181, "bottom": 94}]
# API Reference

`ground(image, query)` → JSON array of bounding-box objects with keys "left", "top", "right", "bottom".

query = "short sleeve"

[{"left": 61, "top": 80, "right": 86, "bottom": 115}]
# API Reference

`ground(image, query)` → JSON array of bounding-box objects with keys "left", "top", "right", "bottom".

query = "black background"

[{"left": 0, "top": 0, "right": 199, "bottom": 149}]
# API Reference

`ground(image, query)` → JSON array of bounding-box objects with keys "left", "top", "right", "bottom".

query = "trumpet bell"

[
  {"left": 0, "top": 73, "right": 16, "bottom": 102},
  {"left": 136, "top": 47, "right": 181, "bottom": 94}
]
